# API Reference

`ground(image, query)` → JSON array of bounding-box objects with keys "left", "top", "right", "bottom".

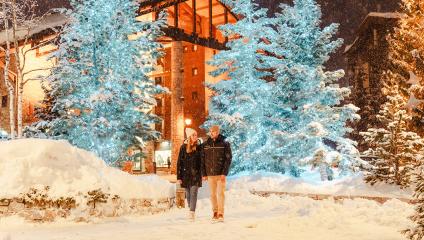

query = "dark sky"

[
  {"left": 255, "top": 0, "right": 401, "bottom": 74},
  {"left": 32, "top": 0, "right": 402, "bottom": 75}
]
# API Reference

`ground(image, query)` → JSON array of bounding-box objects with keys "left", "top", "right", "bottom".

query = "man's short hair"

[{"left": 210, "top": 125, "right": 220, "bottom": 132}]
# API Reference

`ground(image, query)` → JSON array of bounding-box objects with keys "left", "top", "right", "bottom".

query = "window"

[
  {"left": 373, "top": 29, "right": 378, "bottom": 47},
  {"left": 192, "top": 45, "right": 198, "bottom": 52},
  {"left": 155, "top": 76, "right": 163, "bottom": 85},
  {"left": 1, "top": 95, "right": 7, "bottom": 108},
  {"left": 362, "top": 63, "right": 370, "bottom": 90},
  {"left": 192, "top": 67, "right": 198, "bottom": 76},
  {"left": 192, "top": 91, "right": 198, "bottom": 101},
  {"left": 184, "top": 46, "right": 189, "bottom": 52},
  {"left": 156, "top": 98, "right": 163, "bottom": 108}
]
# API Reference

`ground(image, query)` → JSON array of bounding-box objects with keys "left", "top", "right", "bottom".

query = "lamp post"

[{"left": 184, "top": 118, "right": 192, "bottom": 139}]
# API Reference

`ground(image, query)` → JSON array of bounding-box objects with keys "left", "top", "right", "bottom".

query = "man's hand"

[
  {"left": 220, "top": 175, "right": 226, "bottom": 182},
  {"left": 177, "top": 180, "right": 182, "bottom": 185},
  {"left": 202, "top": 176, "right": 208, "bottom": 181}
]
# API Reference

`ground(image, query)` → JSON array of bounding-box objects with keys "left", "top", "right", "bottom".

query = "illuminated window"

[{"left": 192, "top": 67, "right": 198, "bottom": 76}]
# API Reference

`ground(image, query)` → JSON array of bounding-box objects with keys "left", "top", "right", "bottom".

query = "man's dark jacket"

[{"left": 201, "top": 134, "right": 232, "bottom": 176}]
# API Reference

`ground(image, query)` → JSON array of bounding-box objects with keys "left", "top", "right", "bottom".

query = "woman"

[{"left": 177, "top": 128, "right": 203, "bottom": 221}]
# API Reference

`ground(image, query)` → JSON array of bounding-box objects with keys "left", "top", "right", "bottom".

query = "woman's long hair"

[{"left": 186, "top": 137, "right": 198, "bottom": 153}]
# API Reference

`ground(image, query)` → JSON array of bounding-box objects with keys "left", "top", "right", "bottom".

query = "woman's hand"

[
  {"left": 202, "top": 176, "right": 208, "bottom": 181},
  {"left": 177, "top": 180, "right": 182, "bottom": 185}
]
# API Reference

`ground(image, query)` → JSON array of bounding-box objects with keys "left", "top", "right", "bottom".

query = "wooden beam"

[
  {"left": 174, "top": 2, "right": 179, "bottom": 27},
  {"left": 196, "top": 3, "right": 219, "bottom": 11},
  {"left": 163, "top": 27, "right": 227, "bottom": 50},
  {"left": 139, "top": 0, "right": 166, "bottom": 8},
  {"left": 139, "top": 0, "right": 188, "bottom": 16},
  {"left": 192, "top": 0, "right": 196, "bottom": 34},
  {"left": 212, "top": 13, "right": 226, "bottom": 19},
  {"left": 224, "top": 8, "right": 228, "bottom": 43},
  {"left": 216, "top": 0, "right": 239, "bottom": 21},
  {"left": 209, "top": 0, "right": 213, "bottom": 38}
]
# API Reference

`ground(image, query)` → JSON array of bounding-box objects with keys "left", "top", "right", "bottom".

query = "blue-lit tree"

[
  {"left": 49, "top": 0, "right": 166, "bottom": 164},
  {"left": 203, "top": 0, "right": 278, "bottom": 174},
  {"left": 268, "top": 0, "right": 361, "bottom": 179}
]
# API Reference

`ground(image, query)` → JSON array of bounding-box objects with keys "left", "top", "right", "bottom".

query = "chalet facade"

[
  {"left": 0, "top": 0, "right": 237, "bottom": 174},
  {"left": 344, "top": 12, "right": 401, "bottom": 151}
]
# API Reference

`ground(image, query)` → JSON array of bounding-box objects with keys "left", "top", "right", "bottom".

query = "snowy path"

[{"left": 0, "top": 189, "right": 414, "bottom": 240}]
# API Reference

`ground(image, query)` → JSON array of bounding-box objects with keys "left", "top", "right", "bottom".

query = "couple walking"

[{"left": 176, "top": 125, "right": 232, "bottom": 222}]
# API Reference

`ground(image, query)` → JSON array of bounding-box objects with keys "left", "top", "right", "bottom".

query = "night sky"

[
  {"left": 35, "top": 0, "right": 402, "bottom": 74},
  {"left": 255, "top": 0, "right": 401, "bottom": 74}
]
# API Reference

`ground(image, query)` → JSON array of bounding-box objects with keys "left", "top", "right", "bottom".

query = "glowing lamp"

[{"left": 185, "top": 119, "right": 192, "bottom": 126}]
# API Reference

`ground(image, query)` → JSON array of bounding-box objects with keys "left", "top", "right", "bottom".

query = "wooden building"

[
  {"left": 0, "top": 0, "right": 237, "bottom": 174},
  {"left": 344, "top": 12, "right": 401, "bottom": 151}
]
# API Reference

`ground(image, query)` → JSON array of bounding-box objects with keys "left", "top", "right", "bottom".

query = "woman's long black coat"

[{"left": 177, "top": 142, "right": 202, "bottom": 188}]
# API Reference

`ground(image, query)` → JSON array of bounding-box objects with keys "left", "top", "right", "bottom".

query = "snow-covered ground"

[
  {"left": 228, "top": 171, "right": 413, "bottom": 199},
  {"left": 0, "top": 139, "right": 416, "bottom": 239},
  {"left": 0, "top": 187, "right": 413, "bottom": 240}
]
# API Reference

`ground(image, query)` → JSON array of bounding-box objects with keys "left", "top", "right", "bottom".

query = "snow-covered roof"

[
  {"left": 0, "top": 13, "right": 67, "bottom": 45},
  {"left": 367, "top": 12, "right": 404, "bottom": 19},
  {"left": 344, "top": 12, "right": 402, "bottom": 54}
]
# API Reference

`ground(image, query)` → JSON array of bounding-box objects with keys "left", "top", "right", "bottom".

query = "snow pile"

[
  {"left": 228, "top": 171, "right": 413, "bottom": 199},
  {"left": 0, "top": 188, "right": 414, "bottom": 240},
  {"left": 0, "top": 139, "right": 174, "bottom": 199}
]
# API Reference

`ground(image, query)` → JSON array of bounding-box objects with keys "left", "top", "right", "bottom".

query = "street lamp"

[{"left": 185, "top": 118, "right": 192, "bottom": 126}]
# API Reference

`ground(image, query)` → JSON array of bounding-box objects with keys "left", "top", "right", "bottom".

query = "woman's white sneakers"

[{"left": 189, "top": 211, "right": 195, "bottom": 222}]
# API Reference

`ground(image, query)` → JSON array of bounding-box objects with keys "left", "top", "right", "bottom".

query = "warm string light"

[{"left": 205, "top": 0, "right": 359, "bottom": 179}]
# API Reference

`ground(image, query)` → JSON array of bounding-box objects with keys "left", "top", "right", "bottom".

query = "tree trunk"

[
  {"left": 11, "top": 0, "right": 23, "bottom": 137},
  {"left": 2, "top": 2, "right": 15, "bottom": 139}
]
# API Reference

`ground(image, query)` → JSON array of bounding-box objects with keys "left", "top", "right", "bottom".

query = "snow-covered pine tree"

[
  {"left": 403, "top": 165, "right": 424, "bottom": 240},
  {"left": 49, "top": 0, "right": 166, "bottom": 164},
  {"left": 268, "top": 0, "right": 360, "bottom": 179},
  {"left": 203, "top": 0, "right": 278, "bottom": 174},
  {"left": 360, "top": 74, "right": 424, "bottom": 187},
  {"left": 24, "top": 79, "right": 61, "bottom": 138},
  {"left": 388, "top": 0, "right": 424, "bottom": 134}
]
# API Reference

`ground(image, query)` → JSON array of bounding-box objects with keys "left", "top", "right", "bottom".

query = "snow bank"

[
  {"left": 0, "top": 139, "right": 174, "bottom": 199},
  {"left": 228, "top": 171, "right": 413, "bottom": 199},
  {"left": 0, "top": 188, "right": 414, "bottom": 240}
]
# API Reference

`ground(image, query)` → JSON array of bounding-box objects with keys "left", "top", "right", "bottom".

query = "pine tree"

[
  {"left": 360, "top": 75, "right": 424, "bottom": 187},
  {"left": 403, "top": 166, "right": 424, "bottom": 240},
  {"left": 388, "top": 0, "right": 424, "bottom": 134},
  {"left": 203, "top": 0, "right": 278, "bottom": 174},
  {"left": 49, "top": 0, "right": 166, "bottom": 164},
  {"left": 24, "top": 79, "right": 60, "bottom": 138},
  {"left": 268, "top": 0, "right": 360, "bottom": 179}
]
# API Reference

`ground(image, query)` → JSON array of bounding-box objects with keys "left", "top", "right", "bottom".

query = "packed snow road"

[{"left": 0, "top": 188, "right": 413, "bottom": 240}]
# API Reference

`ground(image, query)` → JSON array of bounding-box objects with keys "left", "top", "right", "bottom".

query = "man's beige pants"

[{"left": 208, "top": 176, "right": 226, "bottom": 215}]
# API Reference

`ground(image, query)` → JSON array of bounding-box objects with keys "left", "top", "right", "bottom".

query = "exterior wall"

[
  {"left": 157, "top": 42, "right": 208, "bottom": 141},
  {"left": 0, "top": 67, "right": 11, "bottom": 132},
  {"left": 0, "top": 43, "right": 54, "bottom": 133},
  {"left": 182, "top": 43, "right": 206, "bottom": 137},
  {"left": 152, "top": 42, "right": 209, "bottom": 174},
  {"left": 345, "top": 17, "right": 399, "bottom": 151}
]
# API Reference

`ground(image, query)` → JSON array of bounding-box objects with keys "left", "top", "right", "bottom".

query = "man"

[
  {"left": 167, "top": 157, "right": 171, "bottom": 170},
  {"left": 201, "top": 125, "right": 232, "bottom": 222}
]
